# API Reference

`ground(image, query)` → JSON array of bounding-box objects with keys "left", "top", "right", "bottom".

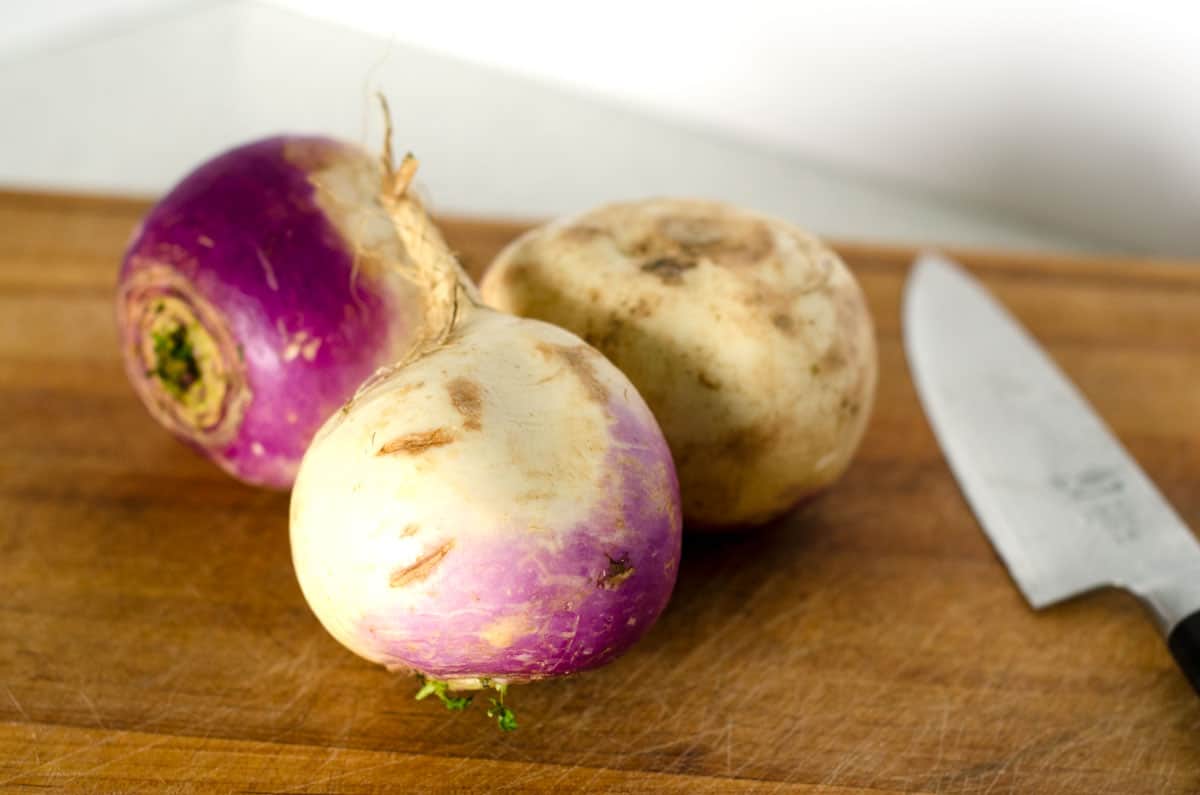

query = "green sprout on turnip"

[{"left": 414, "top": 676, "right": 517, "bottom": 732}]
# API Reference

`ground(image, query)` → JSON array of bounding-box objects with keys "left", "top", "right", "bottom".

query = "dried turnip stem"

[{"left": 376, "top": 95, "right": 480, "bottom": 363}]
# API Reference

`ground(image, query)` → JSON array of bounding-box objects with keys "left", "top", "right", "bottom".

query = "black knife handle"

[{"left": 1167, "top": 611, "right": 1200, "bottom": 696}]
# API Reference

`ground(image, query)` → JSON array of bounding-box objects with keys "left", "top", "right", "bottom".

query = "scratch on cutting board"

[
  {"left": 921, "top": 724, "right": 1080, "bottom": 793},
  {"left": 280, "top": 745, "right": 343, "bottom": 790},
  {"left": 3, "top": 684, "right": 30, "bottom": 723},
  {"left": 529, "top": 759, "right": 580, "bottom": 791},
  {"left": 73, "top": 732, "right": 175, "bottom": 781},
  {"left": 815, "top": 679, "right": 898, "bottom": 789},
  {"left": 502, "top": 757, "right": 556, "bottom": 791},
  {"left": 725, "top": 717, "right": 733, "bottom": 776},
  {"left": 726, "top": 654, "right": 821, "bottom": 780},
  {"left": 284, "top": 754, "right": 408, "bottom": 794},
  {"left": 76, "top": 688, "right": 106, "bottom": 731},
  {"left": 0, "top": 728, "right": 132, "bottom": 788}
]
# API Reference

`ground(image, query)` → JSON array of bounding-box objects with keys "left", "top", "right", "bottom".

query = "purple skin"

[
  {"left": 358, "top": 404, "right": 682, "bottom": 684},
  {"left": 117, "top": 136, "right": 418, "bottom": 488}
]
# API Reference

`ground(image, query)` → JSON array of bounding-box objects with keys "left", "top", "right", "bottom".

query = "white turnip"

[{"left": 481, "top": 199, "right": 877, "bottom": 528}]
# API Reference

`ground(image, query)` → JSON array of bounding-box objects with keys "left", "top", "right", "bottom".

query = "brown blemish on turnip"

[
  {"left": 817, "top": 288, "right": 868, "bottom": 373},
  {"left": 771, "top": 313, "right": 795, "bottom": 334},
  {"left": 591, "top": 317, "right": 625, "bottom": 352},
  {"left": 630, "top": 296, "right": 658, "bottom": 318},
  {"left": 503, "top": 261, "right": 533, "bottom": 287},
  {"left": 389, "top": 540, "right": 454, "bottom": 587},
  {"left": 609, "top": 207, "right": 777, "bottom": 274},
  {"left": 535, "top": 342, "right": 609, "bottom": 404},
  {"left": 818, "top": 341, "right": 848, "bottom": 372},
  {"left": 377, "top": 427, "right": 456, "bottom": 455},
  {"left": 840, "top": 396, "right": 862, "bottom": 417},
  {"left": 598, "top": 555, "right": 634, "bottom": 589},
  {"left": 658, "top": 213, "right": 773, "bottom": 268},
  {"left": 640, "top": 256, "right": 696, "bottom": 285},
  {"left": 696, "top": 370, "right": 721, "bottom": 390},
  {"left": 719, "top": 424, "right": 775, "bottom": 460},
  {"left": 446, "top": 377, "right": 483, "bottom": 431},
  {"left": 399, "top": 523, "right": 420, "bottom": 538},
  {"left": 675, "top": 423, "right": 778, "bottom": 514},
  {"left": 515, "top": 489, "right": 555, "bottom": 503}
]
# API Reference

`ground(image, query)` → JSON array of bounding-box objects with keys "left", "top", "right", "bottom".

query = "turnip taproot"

[
  {"left": 290, "top": 148, "right": 682, "bottom": 729},
  {"left": 481, "top": 199, "right": 877, "bottom": 528},
  {"left": 117, "top": 136, "right": 422, "bottom": 488}
]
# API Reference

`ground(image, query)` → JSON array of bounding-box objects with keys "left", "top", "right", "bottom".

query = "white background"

[{"left": 2, "top": 0, "right": 1197, "bottom": 256}]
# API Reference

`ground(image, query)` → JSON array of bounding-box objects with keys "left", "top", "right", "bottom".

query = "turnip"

[
  {"left": 117, "top": 136, "right": 423, "bottom": 488},
  {"left": 289, "top": 144, "right": 682, "bottom": 729},
  {"left": 481, "top": 199, "right": 877, "bottom": 529}
]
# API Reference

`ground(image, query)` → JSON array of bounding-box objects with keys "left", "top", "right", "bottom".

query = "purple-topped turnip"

[
  {"left": 290, "top": 148, "right": 682, "bottom": 729},
  {"left": 117, "top": 136, "right": 423, "bottom": 488}
]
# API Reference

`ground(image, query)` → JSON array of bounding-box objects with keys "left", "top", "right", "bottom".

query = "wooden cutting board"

[{"left": 2, "top": 190, "right": 1198, "bottom": 793}]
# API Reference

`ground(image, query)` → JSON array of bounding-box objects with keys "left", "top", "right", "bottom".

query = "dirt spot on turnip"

[
  {"left": 587, "top": 317, "right": 625, "bottom": 352},
  {"left": 597, "top": 555, "right": 634, "bottom": 589},
  {"left": 818, "top": 342, "right": 848, "bottom": 372},
  {"left": 447, "top": 377, "right": 483, "bottom": 431},
  {"left": 719, "top": 424, "right": 775, "bottom": 461},
  {"left": 675, "top": 423, "right": 777, "bottom": 513},
  {"left": 389, "top": 540, "right": 454, "bottom": 587},
  {"left": 377, "top": 427, "right": 456, "bottom": 455},
  {"left": 515, "top": 489, "right": 555, "bottom": 503},
  {"left": 535, "top": 342, "right": 609, "bottom": 404},
  {"left": 629, "top": 296, "right": 659, "bottom": 318},
  {"left": 503, "top": 261, "right": 534, "bottom": 287},
  {"left": 771, "top": 312, "right": 796, "bottom": 334},
  {"left": 817, "top": 289, "right": 869, "bottom": 373},
  {"left": 399, "top": 523, "right": 420, "bottom": 538},
  {"left": 612, "top": 206, "right": 776, "bottom": 273},
  {"left": 696, "top": 370, "right": 721, "bottom": 390},
  {"left": 657, "top": 213, "right": 773, "bottom": 268},
  {"left": 640, "top": 256, "right": 696, "bottom": 285}
]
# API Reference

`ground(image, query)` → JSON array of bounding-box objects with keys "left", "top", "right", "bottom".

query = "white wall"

[
  {"left": 271, "top": 0, "right": 1200, "bottom": 257},
  {"left": 1, "top": 0, "right": 1196, "bottom": 256},
  {"left": 0, "top": 0, "right": 196, "bottom": 59}
]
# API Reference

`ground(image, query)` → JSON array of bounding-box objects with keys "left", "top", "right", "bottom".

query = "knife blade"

[{"left": 903, "top": 252, "right": 1200, "bottom": 695}]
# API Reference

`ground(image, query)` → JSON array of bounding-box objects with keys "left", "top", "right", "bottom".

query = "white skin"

[{"left": 481, "top": 198, "right": 878, "bottom": 528}]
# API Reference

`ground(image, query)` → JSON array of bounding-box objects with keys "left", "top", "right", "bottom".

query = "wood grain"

[{"left": 2, "top": 189, "right": 1199, "bottom": 793}]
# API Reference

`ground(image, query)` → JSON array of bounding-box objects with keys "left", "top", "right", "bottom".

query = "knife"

[{"left": 903, "top": 252, "right": 1200, "bottom": 695}]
